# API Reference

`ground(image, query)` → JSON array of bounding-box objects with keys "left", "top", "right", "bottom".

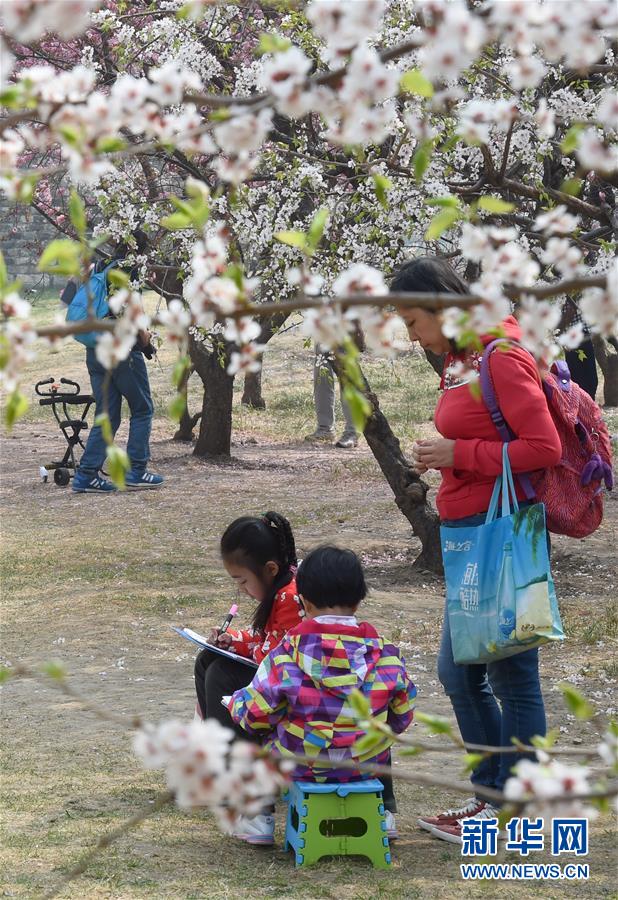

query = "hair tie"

[{"left": 261, "top": 514, "right": 277, "bottom": 529}]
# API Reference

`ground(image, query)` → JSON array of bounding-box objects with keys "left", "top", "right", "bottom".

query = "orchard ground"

[{"left": 1, "top": 293, "right": 617, "bottom": 899}]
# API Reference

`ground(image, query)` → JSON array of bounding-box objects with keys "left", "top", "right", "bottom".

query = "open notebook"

[{"left": 172, "top": 626, "right": 258, "bottom": 668}]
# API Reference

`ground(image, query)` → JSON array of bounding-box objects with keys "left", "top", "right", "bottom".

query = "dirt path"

[{"left": 1, "top": 424, "right": 617, "bottom": 899}]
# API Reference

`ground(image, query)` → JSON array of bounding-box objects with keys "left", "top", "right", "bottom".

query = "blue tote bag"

[{"left": 442, "top": 444, "right": 564, "bottom": 665}]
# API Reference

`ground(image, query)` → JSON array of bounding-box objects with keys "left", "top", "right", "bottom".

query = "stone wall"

[{"left": 0, "top": 198, "right": 64, "bottom": 290}]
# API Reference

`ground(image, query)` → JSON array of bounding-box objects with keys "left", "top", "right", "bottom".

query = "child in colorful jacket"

[{"left": 228, "top": 545, "right": 416, "bottom": 846}]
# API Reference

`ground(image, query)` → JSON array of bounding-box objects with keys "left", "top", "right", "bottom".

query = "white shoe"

[
  {"left": 384, "top": 810, "right": 398, "bottom": 840},
  {"left": 232, "top": 813, "right": 275, "bottom": 845}
]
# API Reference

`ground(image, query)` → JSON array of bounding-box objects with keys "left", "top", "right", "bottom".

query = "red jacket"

[
  {"left": 434, "top": 316, "right": 561, "bottom": 520},
  {"left": 227, "top": 576, "right": 302, "bottom": 664}
]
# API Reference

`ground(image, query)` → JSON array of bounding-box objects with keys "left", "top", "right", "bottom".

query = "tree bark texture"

[
  {"left": 172, "top": 365, "right": 201, "bottom": 442},
  {"left": 361, "top": 377, "right": 443, "bottom": 574},
  {"left": 592, "top": 335, "right": 618, "bottom": 407},
  {"left": 241, "top": 312, "right": 289, "bottom": 409},
  {"left": 189, "top": 332, "right": 235, "bottom": 457}
]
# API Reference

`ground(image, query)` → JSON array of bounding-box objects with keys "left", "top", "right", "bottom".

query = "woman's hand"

[
  {"left": 412, "top": 438, "right": 456, "bottom": 471},
  {"left": 208, "top": 628, "right": 233, "bottom": 648}
]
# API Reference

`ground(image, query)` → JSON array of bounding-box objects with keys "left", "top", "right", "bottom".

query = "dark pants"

[
  {"left": 194, "top": 649, "right": 258, "bottom": 741},
  {"left": 194, "top": 649, "right": 396, "bottom": 812},
  {"left": 565, "top": 339, "right": 598, "bottom": 400}
]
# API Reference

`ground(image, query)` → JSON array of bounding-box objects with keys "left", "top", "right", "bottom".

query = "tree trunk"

[
  {"left": 592, "top": 335, "right": 618, "bottom": 407},
  {"left": 189, "top": 332, "right": 235, "bottom": 457},
  {"left": 172, "top": 364, "right": 202, "bottom": 442},
  {"left": 362, "top": 375, "right": 443, "bottom": 574},
  {"left": 242, "top": 369, "right": 265, "bottom": 409},
  {"left": 241, "top": 312, "right": 289, "bottom": 410}
]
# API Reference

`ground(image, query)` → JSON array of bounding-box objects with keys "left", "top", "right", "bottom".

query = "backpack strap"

[{"left": 479, "top": 338, "right": 536, "bottom": 501}]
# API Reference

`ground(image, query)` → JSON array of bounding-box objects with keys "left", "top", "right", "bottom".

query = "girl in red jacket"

[
  {"left": 193, "top": 512, "right": 302, "bottom": 736},
  {"left": 392, "top": 257, "right": 561, "bottom": 845}
]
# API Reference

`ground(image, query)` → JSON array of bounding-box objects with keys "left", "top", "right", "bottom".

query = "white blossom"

[
  {"left": 576, "top": 129, "right": 618, "bottom": 173},
  {"left": 541, "top": 237, "right": 583, "bottom": 278},
  {"left": 159, "top": 299, "right": 191, "bottom": 346},
  {"left": 94, "top": 319, "right": 138, "bottom": 369},
  {"left": 260, "top": 47, "right": 311, "bottom": 99},
  {"left": 2, "top": 292, "right": 32, "bottom": 319},
  {"left": 504, "top": 757, "right": 598, "bottom": 820},
  {"left": 535, "top": 98, "right": 556, "bottom": 139},
  {"left": 597, "top": 90, "right": 618, "bottom": 131},
  {"left": 505, "top": 56, "right": 547, "bottom": 91},
  {"left": 302, "top": 305, "right": 352, "bottom": 349},
  {"left": 332, "top": 263, "right": 387, "bottom": 297},
  {"left": 534, "top": 206, "right": 579, "bottom": 236},
  {"left": 214, "top": 109, "right": 273, "bottom": 155}
]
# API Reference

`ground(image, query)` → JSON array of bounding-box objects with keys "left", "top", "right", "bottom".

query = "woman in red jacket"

[{"left": 392, "top": 257, "right": 561, "bottom": 844}]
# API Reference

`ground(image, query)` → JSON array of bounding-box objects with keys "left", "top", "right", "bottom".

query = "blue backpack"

[{"left": 65, "top": 261, "right": 117, "bottom": 347}]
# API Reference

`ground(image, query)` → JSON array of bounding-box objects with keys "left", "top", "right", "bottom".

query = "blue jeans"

[
  {"left": 78, "top": 348, "right": 154, "bottom": 477},
  {"left": 438, "top": 510, "right": 546, "bottom": 793}
]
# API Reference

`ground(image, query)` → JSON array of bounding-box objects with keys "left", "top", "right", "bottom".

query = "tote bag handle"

[{"left": 486, "top": 444, "right": 520, "bottom": 524}]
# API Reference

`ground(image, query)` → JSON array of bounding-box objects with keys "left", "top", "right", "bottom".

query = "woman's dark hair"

[
  {"left": 220, "top": 511, "right": 297, "bottom": 632},
  {"left": 296, "top": 545, "right": 367, "bottom": 610},
  {"left": 390, "top": 256, "right": 469, "bottom": 300}
]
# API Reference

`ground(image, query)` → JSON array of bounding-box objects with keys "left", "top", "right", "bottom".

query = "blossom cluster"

[
  {"left": 133, "top": 718, "right": 290, "bottom": 828},
  {"left": 504, "top": 755, "right": 599, "bottom": 821}
]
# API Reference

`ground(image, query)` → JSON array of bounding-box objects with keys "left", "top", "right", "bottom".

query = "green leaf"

[
  {"left": 372, "top": 173, "right": 393, "bottom": 210},
  {"left": 107, "top": 269, "right": 130, "bottom": 289},
  {"left": 95, "top": 136, "right": 126, "bottom": 153},
  {"left": 399, "top": 746, "right": 423, "bottom": 757},
  {"left": 37, "top": 239, "right": 82, "bottom": 276},
  {"left": 224, "top": 263, "right": 244, "bottom": 291},
  {"left": 0, "top": 665, "right": 13, "bottom": 684},
  {"left": 561, "top": 125, "right": 584, "bottom": 154},
  {"left": 257, "top": 33, "right": 292, "bottom": 56},
  {"left": 57, "top": 125, "right": 82, "bottom": 149},
  {"left": 168, "top": 393, "right": 187, "bottom": 423},
  {"left": 307, "top": 207, "right": 329, "bottom": 250},
  {"left": 105, "top": 444, "right": 130, "bottom": 489},
  {"left": 462, "top": 752, "right": 486, "bottom": 774},
  {"left": 0, "top": 250, "right": 7, "bottom": 292},
  {"left": 477, "top": 196, "right": 515, "bottom": 213},
  {"left": 161, "top": 212, "right": 193, "bottom": 231},
  {"left": 41, "top": 661, "right": 66, "bottom": 680},
  {"left": 68, "top": 190, "right": 87, "bottom": 238},
  {"left": 415, "top": 711, "right": 454, "bottom": 737},
  {"left": 426, "top": 196, "right": 460, "bottom": 209},
  {"left": 0, "top": 86, "right": 25, "bottom": 108},
  {"left": 560, "top": 178, "right": 583, "bottom": 197},
  {"left": 413, "top": 141, "right": 433, "bottom": 184},
  {"left": 342, "top": 385, "right": 371, "bottom": 432},
  {"left": 424, "top": 207, "right": 461, "bottom": 241},
  {"left": 4, "top": 390, "right": 29, "bottom": 430},
  {"left": 349, "top": 688, "right": 371, "bottom": 719},
  {"left": 274, "top": 230, "right": 309, "bottom": 252},
  {"left": 172, "top": 354, "right": 191, "bottom": 389},
  {"left": 400, "top": 68, "right": 434, "bottom": 98},
  {"left": 530, "top": 728, "right": 558, "bottom": 749},
  {"left": 352, "top": 731, "right": 384, "bottom": 755},
  {"left": 94, "top": 412, "right": 113, "bottom": 445},
  {"left": 559, "top": 683, "right": 594, "bottom": 720}
]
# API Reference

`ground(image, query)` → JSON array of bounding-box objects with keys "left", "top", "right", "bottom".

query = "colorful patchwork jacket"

[
  {"left": 226, "top": 576, "right": 302, "bottom": 665},
  {"left": 229, "top": 618, "right": 416, "bottom": 780}
]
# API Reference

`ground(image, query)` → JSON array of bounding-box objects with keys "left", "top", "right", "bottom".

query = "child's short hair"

[{"left": 296, "top": 545, "right": 367, "bottom": 609}]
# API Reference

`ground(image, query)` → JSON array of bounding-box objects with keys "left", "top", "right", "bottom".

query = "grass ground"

[{"left": 1, "top": 291, "right": 617, "bottom": 899}]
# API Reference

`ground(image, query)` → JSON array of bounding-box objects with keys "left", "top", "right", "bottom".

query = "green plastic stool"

[{"left": 284, "top": 779, "right": 391, "bottom": 868}]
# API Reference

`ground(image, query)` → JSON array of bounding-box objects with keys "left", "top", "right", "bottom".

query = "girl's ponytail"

[{"left": 261, "top": 511, "right": 297, "bottom": 571}]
